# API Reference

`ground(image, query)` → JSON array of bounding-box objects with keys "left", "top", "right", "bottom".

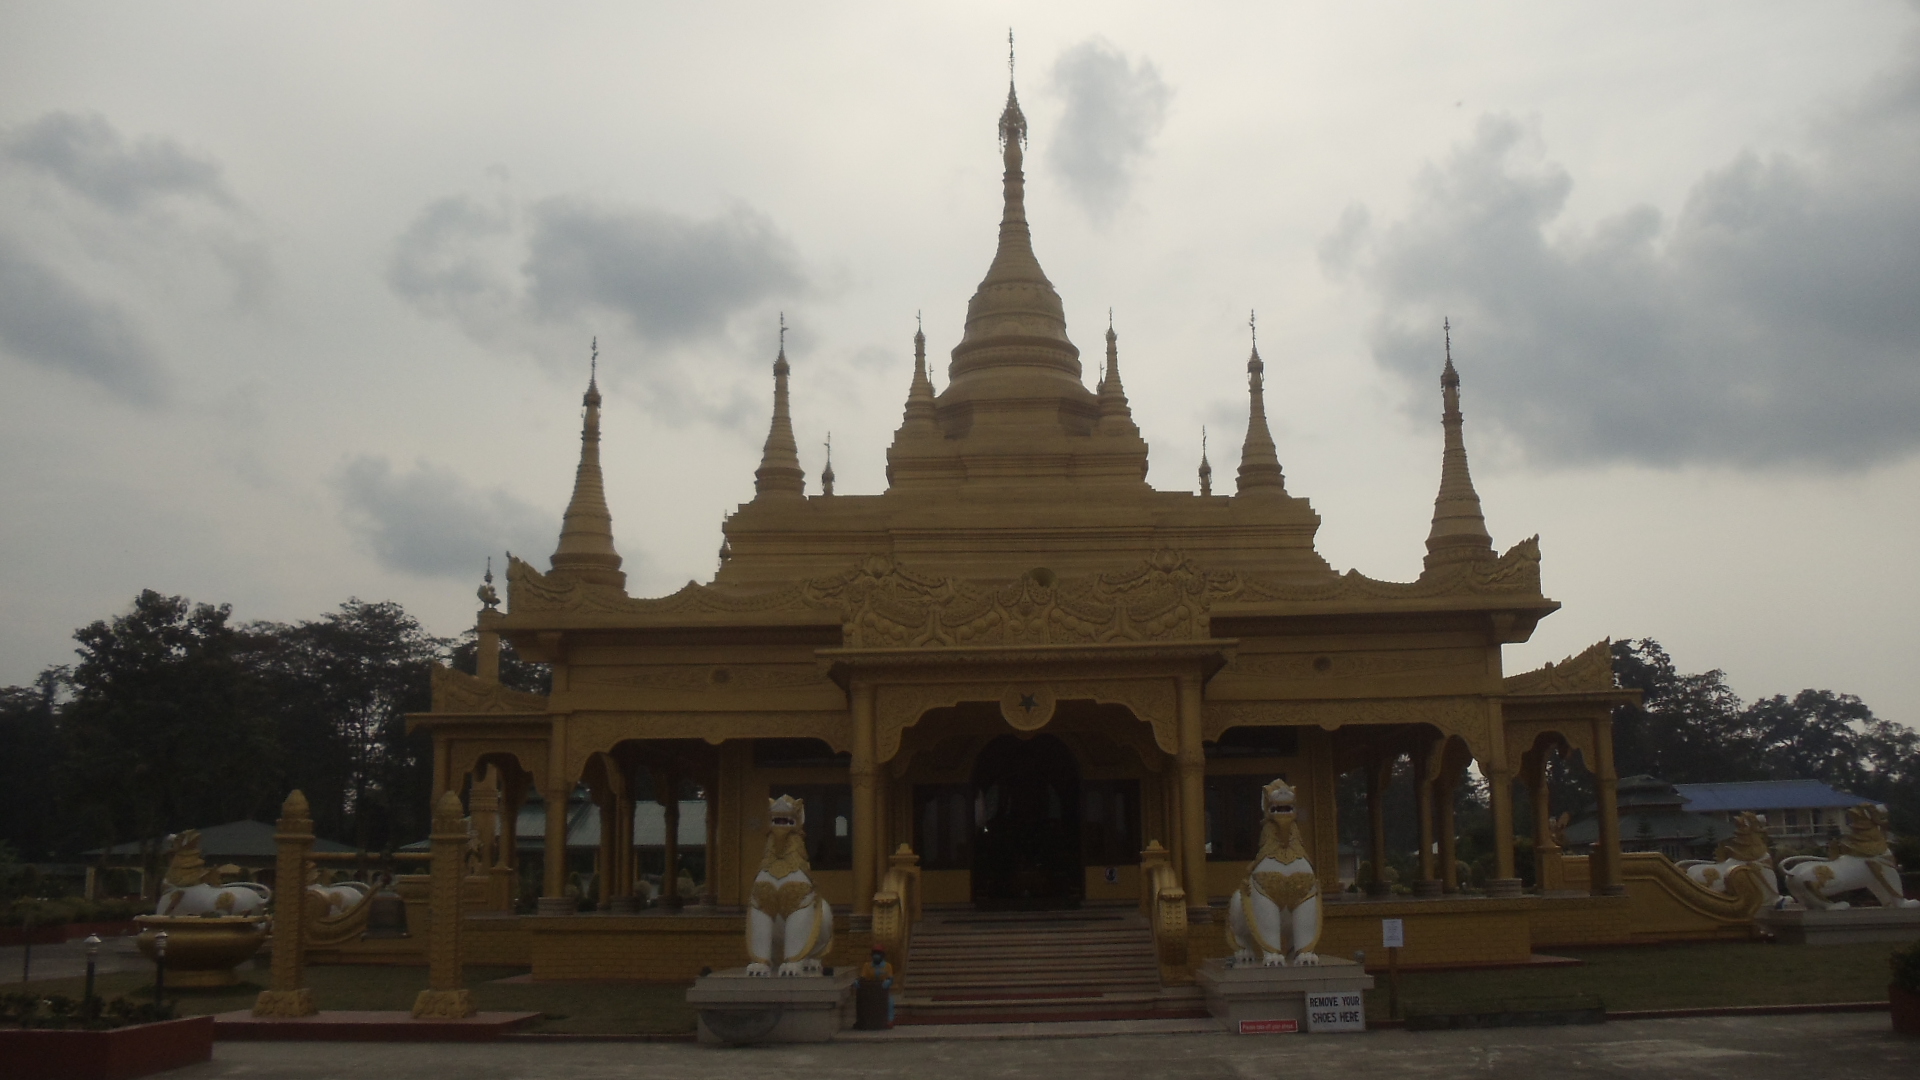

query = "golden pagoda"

[{"left": 410, "top": 75, "right": 1664, "bottom": 986}]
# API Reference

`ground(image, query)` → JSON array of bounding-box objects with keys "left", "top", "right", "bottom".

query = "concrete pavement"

[{"left": 154, "top": 1012, "right": 1915, "bottom": 1079}]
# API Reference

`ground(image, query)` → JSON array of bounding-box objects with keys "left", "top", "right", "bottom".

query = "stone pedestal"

[
  {"left": 685, "top": 970, "right": 857, "bottom": 1045},
  {"left": 1197, "top": 957, "right": 1374, "bottom": 1033},
  {"left": 1757, "top": 905, "right": 1920, "bottom": 945}
]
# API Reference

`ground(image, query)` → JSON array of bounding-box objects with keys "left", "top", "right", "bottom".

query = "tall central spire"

[
  {"left": 550, "top": 338, "right": 625, "bottom": 588},
  {"left": 1236, "top": 312, "right": 1287, "bottom": 495},
  {"left": 944, "top": 42, "right": 1082, "bottom": 395},
  {"left": 753, "top": 315, "right": 806, "bottom": 499},
  {"left": 1424, "top": 318, "right": 1493, "bottom": 569}
]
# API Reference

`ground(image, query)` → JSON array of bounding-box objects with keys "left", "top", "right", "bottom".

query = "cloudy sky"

[{"left": 3, "top": 2, "right": 1917, "bottom": 730}]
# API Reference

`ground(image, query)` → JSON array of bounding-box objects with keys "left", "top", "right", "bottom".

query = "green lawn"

[
  {"left": 11, "top": 940, "right": 1899, "bottom": 1033},
  {"left": 11, "top": 964, "right": 697, "bottom": 1035},
  {"left": 1375, "top": 940, "right": 1897, "bottom": 1021}
]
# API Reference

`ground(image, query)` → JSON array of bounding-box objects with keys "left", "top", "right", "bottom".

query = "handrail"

[
  {"left": 1139, "top": 841, "right": 1190, "bottom": 984},
  {"left": 871, "top": 844, "right": 921, "bottom": 980}
]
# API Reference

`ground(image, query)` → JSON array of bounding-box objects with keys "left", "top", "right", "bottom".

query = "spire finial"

[
  {"left": 1009, "top": 27, "right": 1015, "bottom": 83},
  {"left": 1423, "top": 319, "right": 1492, "bottom": 570},
  {"left": 550, "top": 352, "right": 624, "bottom": 587},
  {"left": 821, "top": 431, "right": 835, "bottom": 497},
  {"left": 1096, "top": 308, "right": 1136, "bottom": 433},
  {"left": 1236, "top": 311, "right": 1286, "bottom": 496},
  {"left": 754, "top": 316, "right": 806, "bottom": 498},
  {"left": 1198, "top": 426, "right": 1213, "bottom": 496},
  {"left": 478, "top": 556, "right": 499, "bottom": 610}
]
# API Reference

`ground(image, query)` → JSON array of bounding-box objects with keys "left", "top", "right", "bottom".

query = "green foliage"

[
  {"left": 2, "top": 896, "right": 142, "bottom": 928},
  {"left": 58, "top": 591, "right": 284, "bottom": 858},
  {"left": 0, "top": 992, "right": 174, "bottom": 1029},
  {"left": 1893, "top": 941, "right": 1920, "bottom": 994},
  {"left": 1610, "top": 639, "right": 1920, "bottom": 835}
]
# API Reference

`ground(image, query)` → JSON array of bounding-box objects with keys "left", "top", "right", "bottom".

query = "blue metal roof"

[{"left": 1672, "top": 780, "right": 1865, "bottom": 814}]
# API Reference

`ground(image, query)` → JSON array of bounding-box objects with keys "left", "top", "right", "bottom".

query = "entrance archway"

[{"left": 970, "top": 733, "right": 1083, "bottom": 908}]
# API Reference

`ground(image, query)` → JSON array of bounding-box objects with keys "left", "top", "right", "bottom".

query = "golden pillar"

[
  {"left": 253, "top": 790, "right": 317, "bottom": 1017},
  {"left": 413, "top": 790, "right": 476, "bottom": 1018},
  {"left": 540, "top": 786, "right": 569, "bottom": 916},
  {"left": 851, "top": 681, "right": 877, "bottom": 919},
  {"left": 700, "top": 770, "right": 720, "bottom": 909},
  {"left": 1526, "top": 748, "right": 1551, "bottom": 891},
  {"left": 1414, "top": 740, "right": 1439, "bottom": 894},
  {"left": 660, "top": 765, "right": 683, "bottom": 910},
  {"left": 1365, "top": 754, "right": 1392, "bottom": 897},
  {"left": 595, "top": 783, "right": 616, "bottom": 910},
  {"left": 1592, "top": 715, "right": 1626, "bottom": 896},
  {"left": 1176, "top": 674, "right": 1209, "bottom": 921},
  {"left": 1485, "top": 764, "right": 1520, "bottom": 896},
  {"left": 1436, "top": 758, "right": 1459, "bottom": 893}
]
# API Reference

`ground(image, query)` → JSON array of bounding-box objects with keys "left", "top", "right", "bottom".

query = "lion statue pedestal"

[
  {"left": 1201, "top": 779, "right": 1373, "bottom": 1033},
  {"left": 135, "top": 830, "right": 271, "bottom": 988},
  {"left": 1757, "top": 805, "right": 1920, "bottom": 945},
  {"left": 684, "top": 793, "right": 854, "bottom": 1044}
]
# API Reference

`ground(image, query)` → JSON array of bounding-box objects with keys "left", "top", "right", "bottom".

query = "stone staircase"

[{"left": 895, "top": 906, "right": 1205, "bottom": 1024}]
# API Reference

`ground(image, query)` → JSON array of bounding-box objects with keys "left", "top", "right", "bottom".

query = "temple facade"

[{"left": 411, "top": 79, "right": 1646, "bottom": 983}]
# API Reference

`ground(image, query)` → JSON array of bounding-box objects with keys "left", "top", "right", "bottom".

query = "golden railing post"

[
  {"left": 413, "top": 790, "right": 476, "bottom": 1018},
  {"left": 253, "top": 790, "right": 317, "bottom": 1017}
]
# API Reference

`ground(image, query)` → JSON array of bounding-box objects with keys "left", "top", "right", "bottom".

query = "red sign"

[{"left": 1238, "top": 1018, "right": 1300, "bottom": 1034}]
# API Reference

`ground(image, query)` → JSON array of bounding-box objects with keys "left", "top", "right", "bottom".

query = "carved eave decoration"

[
  {"left": 427, "top": 663, "right": 549, "bottom": 715},
  {"left": 1503, "top": 639, "right": 1617, "bottom": 697}
]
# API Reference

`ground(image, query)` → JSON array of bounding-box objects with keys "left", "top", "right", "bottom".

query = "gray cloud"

[
  {"left": 388, "top": 192, "right": 805, "bottom": 347},
  {"left": 1046, "top": 39, "right": 1171, "bottom": 223},
  {"left": 2, "top": 111, "right": 232, "bottom": 214},
  {"left": 336, "top": 456, "right": 556, "bottom": 579},
  {"left": 0, "top": 233, "right": 164, "bottom": 401},
  {"left": 1338, "top": 29, "right": 1920, "bottom": 470}
]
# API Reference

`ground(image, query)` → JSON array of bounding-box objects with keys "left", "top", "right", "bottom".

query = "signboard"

[
  {"left": 1381, "top": 918, "right": 1405, "bottom": 948},
  {"left": 1237, "top": 1018, "right": 1299, "bottom": 1034},
  {"left": 1306, "top": 991, "right": 1366, "bottom": 1033}
]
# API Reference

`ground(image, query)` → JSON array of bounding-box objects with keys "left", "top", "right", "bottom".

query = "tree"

[
  {"left": 1610, "top": 639, "right": 1757, "bottom": 783},
  {"left": 0, "top": 672, "right": 63, "bottom": 859},
  {"left": 257, "top": 600, "right": 446, "bottom": 851},
  {"left": 58, "top": 591, "right": 282, "bottom": 890}
]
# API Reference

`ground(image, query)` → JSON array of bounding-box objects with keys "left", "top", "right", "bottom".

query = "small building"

[
  {"left": 82, "top": 820, "right": 357, "bottom": 897},
  {"left": 1671, "top": 780, "right": 1868, "bottom": 843},
  {"left": 1564, "top": 775, "right": 1729, "bottom": 862}
]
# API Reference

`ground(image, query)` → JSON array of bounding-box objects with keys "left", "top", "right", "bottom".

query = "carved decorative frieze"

[
  {"left": 574, "top": 665, "right": 826, "bottom": 693},
  {"left": 430, "top": 664, "right": 548, "bottom": 715},
  {"left": 1205, "top": 697, "right": 1492, "bottom": 760},
  {"left": 504, "top": 544, "right": 1548, "bottom": 642},
  {"left": 805, "top": 551, "right": 1240, "bottom": 648},
  {"left": 1226, "top": 651, "right": 1473, "bottom": 680}
]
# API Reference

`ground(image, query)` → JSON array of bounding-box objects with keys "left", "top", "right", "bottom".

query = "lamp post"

[
  {"left": 83, "top": 934, "right": 102, "bottom": 1018},
  {"left": 152, "top": 931, "right": 168, "bottom": 1010}
]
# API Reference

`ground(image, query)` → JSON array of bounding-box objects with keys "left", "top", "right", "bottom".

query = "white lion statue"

[
  {"left": 1781, "top": 804, "right": 1918, "bottom": 910},
  {"left": 1228, "top": 779, "right": 1322, "bottom": 967},
  {"left": 1678, "top": 811, "right": 1779, "bottom": 907},
  {"left": 745, "top": 794, "right": 834, "bottom": 977},
  {"left": 155, "top": 830, "right": 272, "bottom": 917}
]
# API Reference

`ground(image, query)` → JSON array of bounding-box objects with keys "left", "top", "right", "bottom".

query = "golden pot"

[{"left": 135, "top": 914, "right": 270, "bottom": 988}]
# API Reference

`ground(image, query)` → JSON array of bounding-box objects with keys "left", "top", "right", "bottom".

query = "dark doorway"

[{"left": 970, "top": 734, "right": 1083, "bottom": 908}]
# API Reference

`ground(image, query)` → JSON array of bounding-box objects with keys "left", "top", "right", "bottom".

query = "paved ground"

[
  {"left": 1, "top": 932, "right": 150, "bottom": 983},
  {"left": 156, "top": 1013, "right": 1915, "bottom": 1079}
]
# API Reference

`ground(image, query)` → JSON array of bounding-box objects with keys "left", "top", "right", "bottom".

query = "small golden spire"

[
  {"left": 1097, "top": 308, "right": 1135, "bottom": 434},
  {"left": 821, "top": 432, "right": 835, "bottom": 497},
  {"left": 1198, "top": 427, "right": 1213, "bottom": 496},
  {"left": 754, "top": 314, "right": 807, "bottom": 498},
  {"left": 902, "top": 313, "right": 937, "bottom": 428},
  {"left": 549, "top": 340, "right": 624, "bottom": 587},
  {"left": 1424, "top": 317, "right": 1493, "bottom": 569},
  {"left": 1236, "top": 310, "right": 1286, "bottom": 495}
]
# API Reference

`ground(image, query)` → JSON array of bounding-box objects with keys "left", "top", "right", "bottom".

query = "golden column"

[
  {"left": 1414, "top": 739, "right": 1441, "bottom": 895},
  {"left": 1176, "top": 674, "right": 1209, "bottom": 921},
  {"left": 252, "top": 790, "right": 317, "bottom": 1017},
  {"left": 1591, "top": 715, "right": 1626, "bottom": 896},
  {"left": 851, "top": 681, "right": 877, "bottom": 920},
  {"left": 414, "top": 790, "right": 476, "bottom": 1019},
  {"left": 539, "top": 718, "right": 571, "bottom": 916},
  {"left": 1365, "top": 754, "right": 1392, "bottom": 897},
  {"left": 660, "top": 764, "right": 683, "bottom": 910}
]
